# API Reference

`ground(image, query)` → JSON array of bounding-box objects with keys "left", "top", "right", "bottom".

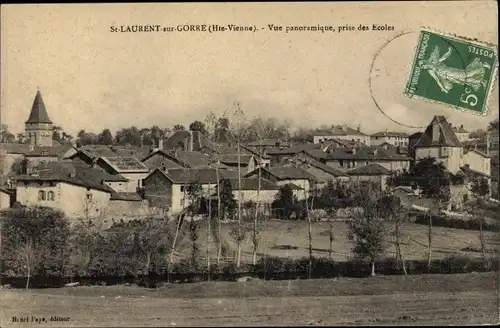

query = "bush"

[{"left": 411, "top": 212, "right": 498, "bottom": 232}]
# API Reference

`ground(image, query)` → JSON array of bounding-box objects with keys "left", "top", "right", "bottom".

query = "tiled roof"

[
  {"left": 303, "top": 149, "right": 329, "bottom": 160},
  {"left": 100, "top": 156, "right": 150, "bottom": 172},
  {"left": 142, "top": 149, "right": 215, "bottom": 169},
  {"left": 216, "top": 154, "right": 254, "bottom": 165},
  {"left": 163, "top": 130, "right": 209, "bottom": 151},
  {"left": 347, "top": 163, "right": 391, "bottom": 176},
  {"left": 25, "top": 90, "right": 52, "bottom": 124},
  {"left": 154, "top": 167, "right": 239, "bottom": 184},
  {"left": 266, "top": 166, "right": 319, "bottom": 182},
  {"left": 15, "top": 160, "right": 122, "bottom": 192},
  {"left": 307, "top": 160, "right": 347, "bottom": 177},
  {"left": 110, "top": 192, "right": 143, "bottom": 201},
  {"left": 327, "top": 146, "right": 410, "bottom": 161},
  {"left": 371, "top": 131, "right": 410, "bottom": 137},
  {"left": 312, "top": 125, "right": 367, "bottom": 137},
  {"left": 24, "top": 145, "right": 74, "bottom": 158},
  {"left": 246, "top": 140, "right": 290, "bottom": 148},
  {"left": 266, "top": 143, "right": 319, "bottom": 156},
  {"left": 413, "top": 116, "right": 462, "bottom": 148},
  {"left": 79, "top": 145, "right": 146, "bottom": 160}
]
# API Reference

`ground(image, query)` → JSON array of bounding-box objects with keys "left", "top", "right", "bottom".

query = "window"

[
  {"left": 180, "top": 198, "right": 185, "bottom": 207},
  {"left": 38, "top": 190, "right": 46, "bottom": 201},
  {"left": 180, "top": 185, "right": 185, "bottom": 192},
  {"left": 339, "top": 160, "right": 344, "bottom": 167},
  {"left": 47, "top": 191, "right": 55, "bottom": 201},
  {"left": 86, "top": 193, "right": 93, "bottom": 201}
]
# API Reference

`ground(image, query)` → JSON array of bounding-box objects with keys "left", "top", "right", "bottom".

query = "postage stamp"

[{"left": 404, "top": 28, "right": 498, "bottom": 115}]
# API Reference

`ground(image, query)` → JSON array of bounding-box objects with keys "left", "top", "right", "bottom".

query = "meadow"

[
  {"left": 172, "top": 219, "right": 499, "bottom": 264},
  {"left": 1, "top": 272, "right": 497, "bottom": 326}
]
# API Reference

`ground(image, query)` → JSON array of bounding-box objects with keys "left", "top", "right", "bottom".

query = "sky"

[{"left": 1, "top": 2, "right": 498, "bottom": 137}]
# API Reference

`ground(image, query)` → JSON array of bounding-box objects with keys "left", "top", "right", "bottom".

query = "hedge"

[
  {"left": 411, "top": 212, "right": 498, "bottom": 232},
  {"left": 1, "top": 255, "right": 497, "bottom": 289}
]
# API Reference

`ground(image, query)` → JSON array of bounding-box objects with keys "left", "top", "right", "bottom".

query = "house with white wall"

[
  {"left": 143, "top": 167, "right": 238, "bottom": 214},
  {"left": 413, "top": 115, "right": 464, "bottom": 174},
  {"left": 370, "top": 131, "right": 409, "bottom": 147},
  {"left": 13, "top": 161, "right": 124, "bottom": 220},
  {"left": 312, "top": 125, "right": 370, "bottom": 145}
]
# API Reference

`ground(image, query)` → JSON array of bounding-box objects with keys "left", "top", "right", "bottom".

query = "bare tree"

[
  {"left": 249, "top": 116, "right": 274, "bottom": 265},
  {"left": 377, "top": 192, "right": 408, "bottom": 275},
  {"left": 470, "top": 176, "right": 491, "bottom": 268},
  {"left": 19, "top": 238, "right": 35, "bottom": 290},
  {"left": 348, "top": 180, "right": 385, "bottom": 276},
  {"left": 227, "top": 102, "right": 248, "bottom": 268}
]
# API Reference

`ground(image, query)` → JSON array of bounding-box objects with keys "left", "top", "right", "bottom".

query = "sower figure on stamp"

[{"left": 419, "top": 45, "right": 491, "bottom": 94}]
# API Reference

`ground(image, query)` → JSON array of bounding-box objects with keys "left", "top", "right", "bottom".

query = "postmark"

[{"left": 404, "top": 28, "right": 498, "bottom": 116}]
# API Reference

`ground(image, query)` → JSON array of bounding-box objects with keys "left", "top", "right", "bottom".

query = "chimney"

[
  {"left": 357, "top": 124, "right": 361, "bottom": 132},
  {"left": 460, "top": 124, "right": 464, "bottom": 129},
  {"left": 158, "top": 138, "right": 164, "bottom": 150},
  {"left": 342, "top": 124, "right": 348, "bottom": 131},
  {"left": 29, "top": 145, "right": 34, "bottom": 152},
  {"left": 69, "top": 170, "right": 76, "bottom": 178}
]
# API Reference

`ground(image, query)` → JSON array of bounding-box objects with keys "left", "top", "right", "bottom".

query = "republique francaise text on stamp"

[{"left": 405, "top": 28, "right": 498, "bottom": 115}]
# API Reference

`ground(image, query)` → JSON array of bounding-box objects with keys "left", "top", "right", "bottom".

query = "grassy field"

[
  {"left": 173, "top": 219, "right": 499, "bottom": 263},
  {"left": 1, "top": 273, "right": 498, "bottom": 326}
]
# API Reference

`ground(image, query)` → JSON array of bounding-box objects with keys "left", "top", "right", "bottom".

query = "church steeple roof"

[{"left": 25, "top": 90, "right": 53, "bottom": 124}]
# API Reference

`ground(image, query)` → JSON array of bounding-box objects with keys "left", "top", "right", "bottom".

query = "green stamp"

[{"left": 405, "top": 29, "right": 498, "bottom": 115}]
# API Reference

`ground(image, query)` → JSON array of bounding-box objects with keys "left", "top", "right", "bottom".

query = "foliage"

[
  {"left": 52, "top": 126, "right": 73, "bottom": 143},
  {"left": 271, "top": 184, "right": 304, "bottom": 219},
  {"left": 173, "top": 124, "right": 185, "bottom": 132},
  {"left": 189, "top": 120, "right": 207, "bottom": 135},
  {"left": 98, "top": 129, "right": 113, "bottom": 145},
  {"left": 10, "top": 158, "right": 28, "bottom": 176},
  {"left": 0, "top": 124, "right": 16, "bottom": 143},
  {"left": 411, "top": 211, "right": 498, "bottom": 232},
  {"left": 347, "top": 198, "right": 386, "bottom": 265},
  {"left": 0, "top": 206, "right": 71, "bottom": 278},
  {"left": 470, "top": 176, "right": 490, "bottom": 198},
  {"left": 218, "top": 179, "right": 237, "bottom": 220}
]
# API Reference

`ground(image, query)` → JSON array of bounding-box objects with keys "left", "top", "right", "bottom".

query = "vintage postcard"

[{"left": 0, "top": 2, "right": 498, "bottom": 327}]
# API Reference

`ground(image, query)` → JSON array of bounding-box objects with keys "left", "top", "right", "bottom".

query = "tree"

[
  {"left": 0, "top": 206, "right": 71, "bottom": 287},
  {"left": 173, "top": 125, "right": 185, "bottom": 132},
  {"left": 186, "top": 182, "right": 203, "bottom": 271},
  {"left": 98, "top": 129, "right": 114, "bottom": 145},
  {"left": 470, "top": 176, "right": 490, "bottom": 268},
  {"left": 377, "top": 193, "right": 408, "bottom": 275},
  {"left": 319, "top": 180, "right": 347, "bottom": 259},
  {"left": 52, "top": 126, "right": 73, "bottom": 143},
  {"left": 226, "top": 103, "right": 248, "bottom": 268},
  {"left": 0, "top": 124, "right": 15, "bottom": 143},
  {"left": 76, "top": 130, "right": 99, "bottom": 146},
  {"left": 248, "top": 115, "right": 274, "bottom": 265},
  {"left": 11, "top": 158, "right": 28, "bottom": 175},
  {"left": 189, "top": 120, "right": 208, "bottom": 135},
  {"left": 115, "top": 126, "right": 142, "bottom": 146},
  {"left": 69, "top": 218, "right": 103, "bottom": 277},
  {"left": 347, "top": 189, "right": 386, "bottom": 276},
  {"left": 412, "top": 157, "right": 451, "bottom": 270},
  {"left": 272, "top": 185, "right": 296, "bottom": 219},
  {"left": 130, "top": 218, "right": 173, "bottom": 276},
  {"left": 219, "top": 179, "right": 237, "bottom": 221}
]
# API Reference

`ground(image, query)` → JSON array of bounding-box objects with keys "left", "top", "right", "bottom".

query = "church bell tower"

[{"left": 25, "top": 90, "right": 53, "bottom": 147}]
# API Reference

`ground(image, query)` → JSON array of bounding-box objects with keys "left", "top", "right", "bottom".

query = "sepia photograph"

[{"left": 0, "top": 2, "right": 499, "bottom": 326}]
